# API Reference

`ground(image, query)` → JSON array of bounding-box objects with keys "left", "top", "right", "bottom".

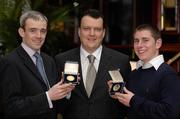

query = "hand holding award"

[
  {"left": 108, "top": 70, "right": 125, "bottom": 95},
  {"left": 63, "top": 61, "right": 79, "bottom": 84}
]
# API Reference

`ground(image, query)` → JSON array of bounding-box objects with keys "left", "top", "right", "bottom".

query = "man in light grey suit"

[{"left": 55, "top": 9, "right": 131, "bottom": 119}]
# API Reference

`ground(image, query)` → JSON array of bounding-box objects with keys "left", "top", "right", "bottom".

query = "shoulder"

[
  {"left": 0, "top": 57, "right": 6, "bottom": 72},
  {"left": 1, "top": 55, "right": 17, "bottom": 73},
  {"left": 103, "top": 46, "right": 130, "bottom": 60},
  {"left": 158, "top": 63, "right": 177, "bottom": 75},
  {"left": 41, "top": 52, "right": 53, "bottom": 59},
  {"left": 0, "top": 57, "right": 2, "bottom": 64},
  {"left": 155, "top": 63, "right": 179, "bottom": 85},
  {"left": 41, "top": 52, "right": 55, "bottom": 63},
  {"left": 3, "top": 49, "right": 19, "bottom": 63},
  {"left": 55, "top": 47, "right": 79, "bottom": 59}
]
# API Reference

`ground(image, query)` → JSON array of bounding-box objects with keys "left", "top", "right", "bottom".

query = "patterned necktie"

[
  {"left": 34, "top": 52, "right": 49, "bottom": 88},
  {"left": 86, "top": 55, "right": 96, "bottom": 97}
]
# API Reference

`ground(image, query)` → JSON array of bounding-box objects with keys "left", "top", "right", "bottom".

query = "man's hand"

[
  {"left": 115, "top": 87, "right": 134, "bottom": 107},
  {"left": 107, "top": 80, "right": 118, "bottom": 99},
  {"left": 48, "top": 80, "right": 75, "bottom": 101}
]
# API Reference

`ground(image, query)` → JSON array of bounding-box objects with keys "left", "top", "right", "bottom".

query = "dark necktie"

[
  {"left": 34, "top": 52, "right": 49, "bottom": 88},
  {"left": 86, "top": 55, "right": 96, "bottom": 97}
]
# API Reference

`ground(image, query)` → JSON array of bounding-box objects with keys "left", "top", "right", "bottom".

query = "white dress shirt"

[
  {"left": 136, "top": 55, "right": 165, "bottom": 70},
  {"left": 21, "top": 43, "right": 53, "bottom": 108},
  {"left": 80, "top": 45, "right": 102, "bottom": 88}
]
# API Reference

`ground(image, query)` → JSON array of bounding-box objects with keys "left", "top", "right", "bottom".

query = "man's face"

[
  {"left": 133, "top": 30, "right": 162, "bottom": 63},
  {"left": 18, "top": 18, "right": 47, "bottom": 51},
  {"left": 78, "top": 16, "right": 105, "bottom": 53}
]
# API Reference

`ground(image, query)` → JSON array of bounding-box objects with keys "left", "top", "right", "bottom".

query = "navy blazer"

[
  {"left": 55, "top": 46, "right": 131, "bottom": 119},
  {"left": 2, "top": 46, "right": 58, "bottom": 119}
]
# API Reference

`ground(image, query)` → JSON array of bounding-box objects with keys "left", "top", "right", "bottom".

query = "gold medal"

[
  {"left": 113, "top": 84, "right": 120, "bottom": 91},
  {"left": 67, "top": 75, "right": 75, "bottom": 81}
]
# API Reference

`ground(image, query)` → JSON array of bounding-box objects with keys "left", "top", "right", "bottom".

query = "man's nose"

[
  {"left": 90, "top": 29, "right": 95, "bottom": 36},
  {"left": 36, "top": 31, "right": 41, "bottom": 37},
  {"left": 137, "top": 41, "right": 144, "bottom": 47}
]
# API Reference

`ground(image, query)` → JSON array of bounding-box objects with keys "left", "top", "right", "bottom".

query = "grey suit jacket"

[
  {"left": 2, "top": 46, "right": 58, "bottom": 119},
  {"left": 55, "top": 46, "right": 131, "bottom": 119}
]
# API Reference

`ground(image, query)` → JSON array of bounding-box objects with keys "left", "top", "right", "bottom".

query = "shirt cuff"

[
  {"left": 66, "top": 92, "right": 71, "bottom": 100},
  {"left": 46, "top": 91, "right": 53, "bottom": 108}
]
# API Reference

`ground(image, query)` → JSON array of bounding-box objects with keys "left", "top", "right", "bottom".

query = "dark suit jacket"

[
  {"left": 0, "top": 57, "right": 6, "bottom": 119},
  {"left": 55, "top": 46, "right": 131, "bottom": 119},
  {"left": 2, "top": 46, "right": 58, "bottom": 119}
]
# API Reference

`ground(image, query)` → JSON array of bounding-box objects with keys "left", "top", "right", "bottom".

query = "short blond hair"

[{"left": 19, "top": 10, "right": 48, "bottom": 28}]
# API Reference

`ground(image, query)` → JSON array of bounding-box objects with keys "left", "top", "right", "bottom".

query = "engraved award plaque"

[
  {"left": 64, "top": 61, "right": 79, "bottom": 84},
  {"left": 108, "top": 70, "right": 125, "bottom": 95}
]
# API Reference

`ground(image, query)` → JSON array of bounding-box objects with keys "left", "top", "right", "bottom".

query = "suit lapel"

[
  {"left": 91, "top": 47, "right": 112, "bottom": 96},
  {"left": 17, "top": 46, "right": 47, "bottom": 87},
  {"left": 69, "top": 48, "right": 89, "bottom": 98},
  {"left": 41, "top": 53, "right": 57, "bottom": 87},
  {"left": 41, "top": 54, "right": 51, "bottom": 85}
]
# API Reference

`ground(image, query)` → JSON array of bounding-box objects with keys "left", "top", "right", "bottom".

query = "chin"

[
  {"left": 138, "top": 56, "right": 146, "bottom": 61},
  {"left": 33, "top": 47, "right": 41, "bottom": 51}
]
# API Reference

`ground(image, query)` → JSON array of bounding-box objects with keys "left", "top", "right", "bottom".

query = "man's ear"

[
  {"left": 18, "top": 27, "right": 24, "bottom": 37},
  {"left": 156, "top": 38, "right": 162, "bottom": 49},
  {"left": 78, "top": 27, "right": 80, "bottom": 37},
  {"left": 102, "top": 29, "right": 106, "bottom": 38}
]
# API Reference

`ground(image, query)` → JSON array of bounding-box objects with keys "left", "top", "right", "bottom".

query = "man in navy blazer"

[
  {"left": 1, "top": 10, "right": 74, "bottom": 119},
  {"left": 55, "top": 9, "right": 131, "bottom": 119}
]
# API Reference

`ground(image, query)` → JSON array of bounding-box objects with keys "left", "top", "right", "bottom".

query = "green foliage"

[
  {"left": 0, "top": 0, "right": 79, "bottom": 56},
  {"left": 0, "top": 0, "right": 29, "bottom": 55}
]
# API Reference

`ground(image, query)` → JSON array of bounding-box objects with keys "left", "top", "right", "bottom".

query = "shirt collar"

[
  {"left": 136, "top": 55, "right": 164, "bottom": 70},
  {"left": 21, "top": 42, "right": 40, "bottom": 57},
  {"left": 80, "top": 45, "right": 102, "bottom": 61}
]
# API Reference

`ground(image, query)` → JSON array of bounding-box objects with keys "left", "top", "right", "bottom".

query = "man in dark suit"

[
  {"left": 55, "top": 9, "right": 131, "bottom": 119},
  {"left": 1, "top": 10, "right": 74, "bottom": 119}
]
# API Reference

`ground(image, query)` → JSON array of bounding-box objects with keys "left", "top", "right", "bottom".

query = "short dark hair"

[
  {"left": 134, "top": 24, "right": 161, "bottom": 41},
  {"left": 78, "top": 9, "right": 105, "bottom": 28}
]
